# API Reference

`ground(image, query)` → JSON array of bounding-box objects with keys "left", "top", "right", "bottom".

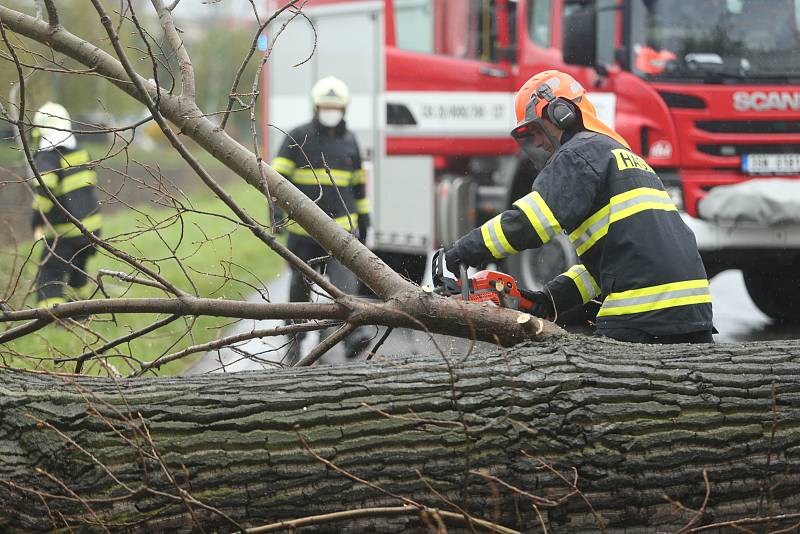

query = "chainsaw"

[{"left": 430, "top": 248, "right": 537, "bottom": 312}]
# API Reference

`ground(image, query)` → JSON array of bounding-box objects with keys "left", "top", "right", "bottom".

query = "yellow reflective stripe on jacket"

[
  {"left": 569, "top": 204, "right": 610, "bottom": 256},
  {"left": 597, "top": 279, "right": 711, "bottom": 317},
  {"left": 286, "top": 214, "right": 356, "bottom": 236},
  {"left": 60, "top": 170, "right": 97, "bottom": 195},
  {"left": 292, "top": 168, "right": 353, "bottom": 187},
  {"left": 356, "top": 198, "right": 370, "bottom": 215},
  {"left": 569, "top": 187, "right": 676, "bottom": 256},
  {"left": 32, "top": 194, "right": 54, "bottom": 213},
  {"left": 513, "top": 191, "right": 562, "bottom": 245},
  {"left": 609, "top": 187, "right": 676, "bottom": 225},
  {"left": 351, "top": 168, "right": 366, "bottom": 185},
  {"left": 60, "top": 149, "right": 91, "bottom": 167},
  {"left": 271, "top": 156, "right": 296, "bottom": 176},
  {"left": 481, "top": 214, "right": 517, "bottom": 259},
  {"left": 45, "top": 213, "right": 103, "bottom": 238},
  {"left": 563, "top": 264, "right": 600, "bottom": 304}
]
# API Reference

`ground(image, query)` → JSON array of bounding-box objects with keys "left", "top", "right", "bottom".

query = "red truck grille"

[
  {"left": 696, "top": 120, "right": 800, "bottom": 134},
  {"left": 697, "top": 143, "right": 800, "bottom": 157}
]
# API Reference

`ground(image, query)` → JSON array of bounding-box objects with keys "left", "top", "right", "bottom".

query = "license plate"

[{"left": 742, "top": 153, "right": 800, "bottom": 175}]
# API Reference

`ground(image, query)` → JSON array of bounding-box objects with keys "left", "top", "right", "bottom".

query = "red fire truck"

[{"left": 265, "top": 0, "right": 800, "bottom": 320}]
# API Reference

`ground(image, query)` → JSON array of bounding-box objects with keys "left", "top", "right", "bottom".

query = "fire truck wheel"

[{"left": 742, "top": 267, "right": 800, "bottom": 323}]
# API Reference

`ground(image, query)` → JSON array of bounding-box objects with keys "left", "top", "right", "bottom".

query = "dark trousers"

[
  {"left": 35, "top": 237, "right": 96, "bottom": 305},
  {"left": 598, "top": 328, "right": 715, "bottom": 344},
  {"left": 286, "top": 235, "right": 370, "bottom": 356},
  {"left": 287, "top": 235, "right": 361, "bottom": 303}
]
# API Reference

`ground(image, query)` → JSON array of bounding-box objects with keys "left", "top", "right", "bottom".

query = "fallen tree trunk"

[{"left": 2, "top": 336, "right": 800, "bottom": 532}]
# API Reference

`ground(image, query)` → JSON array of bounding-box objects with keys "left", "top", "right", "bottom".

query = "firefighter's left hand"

[
  {"left": 518, "top": 288, "right": 555, "bottom": 319},
  {"left": 357, "top": 213, "right": 370, "bottom": 244},
  {"left": 33, "top": 226, "right": 44, "bottom": 241},
  {"left": 444, "top": 247, "right": 463, "bottom": 275}
]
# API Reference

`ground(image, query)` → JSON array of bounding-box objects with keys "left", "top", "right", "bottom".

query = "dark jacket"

[
  {"left": 270, "top": 118, "right": 369, "bottom": 238},
  {"left": 454, "top": 130, "right": 713, "bottom": 336},
  {"left": 31, "top": 145, "right": 101, "bottom": 241}
]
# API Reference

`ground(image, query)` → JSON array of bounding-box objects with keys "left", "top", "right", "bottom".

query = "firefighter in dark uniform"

[
  {"left": 30, "top": 102, "right": 102, "bottom": 308},
  {"left": 445, "top": 71, "right": 714, "bottom": 344},
  {"left": 270, "top": 76, "right": 372, "bottom": 362}
]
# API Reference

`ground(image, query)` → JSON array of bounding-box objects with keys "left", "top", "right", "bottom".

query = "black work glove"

[
  {"left": 444, "top": 247, "right": 463, "bottom": 276},
  {"left": 270, "top": 204, "right": 286, "bottom": 235},
  {"left": 357, "top": 213, "right": 370, "bottom": 243},
  {"left": 518, "top": 288, "right": 555, "bottom": 319}
]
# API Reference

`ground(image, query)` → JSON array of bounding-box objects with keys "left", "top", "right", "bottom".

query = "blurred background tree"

[{"left": 1, "top": 0, "right": 260, "bottom": 142}]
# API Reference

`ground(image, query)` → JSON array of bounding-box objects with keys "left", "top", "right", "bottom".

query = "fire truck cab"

[{"left": 265, "top": 0, "right": 800, "bottom": 321}]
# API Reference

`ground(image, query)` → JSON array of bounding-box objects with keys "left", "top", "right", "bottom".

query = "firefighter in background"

[
  {"left": 444, "top": 70, "right": 714, "bottom": 344},
  {"left": 270, "top": 76, "right": 372, "bottom": 363},
  {"left": 30, "top": 102, "right": 102, "bottom": 308}
]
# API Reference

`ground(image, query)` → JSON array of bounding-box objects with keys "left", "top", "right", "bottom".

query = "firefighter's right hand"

[
  {"left": 519, "top": 288, "right": 555, "bottom": 319},
  {"left": 33, "top": 226, "right": 44, "bottom": 241}
]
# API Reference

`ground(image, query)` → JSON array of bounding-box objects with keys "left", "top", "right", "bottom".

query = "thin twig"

[{"left": 295, "top": 322, "right": 355, "bottom": 366}]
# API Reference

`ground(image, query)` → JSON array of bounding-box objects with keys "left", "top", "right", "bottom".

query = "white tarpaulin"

[{"left": 697, "top": 179, "right": 800, "bottom": 225}]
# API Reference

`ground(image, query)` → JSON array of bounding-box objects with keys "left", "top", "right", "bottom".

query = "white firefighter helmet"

[
  {"left": 32, "top": 102, "right": 76, "bottom": 150},
  {"left": 310, "top": 76, "right": 351, "bottom": 108}
]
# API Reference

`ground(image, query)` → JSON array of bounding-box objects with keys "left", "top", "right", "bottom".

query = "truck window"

[
  {"left": 527, "top": 0, "right": 552, "bottom": 47},
  {"left": 395, "top": 0, "right": 514, "bottom": 63},
  {"left": 395, "top": 0, "right": 434, "bottom": 53},
  {"left": 628, "top": 0, "right": 800, "bottom": 80}
]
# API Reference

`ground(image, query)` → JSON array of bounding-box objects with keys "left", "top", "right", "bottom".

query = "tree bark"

[{"left": 2, "top": 337, "right": 800, "bottom": 532}]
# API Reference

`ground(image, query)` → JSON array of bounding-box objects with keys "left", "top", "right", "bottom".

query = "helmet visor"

[{"left": 511, "top": 119, "right": 557, "bottom": 170}]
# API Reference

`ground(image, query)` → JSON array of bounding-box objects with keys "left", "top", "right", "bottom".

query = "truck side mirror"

[{"left": 563, "top": 7, "right": 597, "bottom": 67}]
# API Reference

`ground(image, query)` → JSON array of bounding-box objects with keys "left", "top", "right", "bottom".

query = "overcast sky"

[{"left": 169, "top": 0, "right": 260, "bottom": 20}]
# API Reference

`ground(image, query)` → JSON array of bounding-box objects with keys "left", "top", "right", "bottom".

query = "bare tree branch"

[
  {"left": 150, "top": 0, "right": 194, "bottom": 99},
  {"left": 0, "top": 298, "right": 346, "bottom": 330},
  {"left": 135, "top": 319, "right": 342, "bottom": 375}
]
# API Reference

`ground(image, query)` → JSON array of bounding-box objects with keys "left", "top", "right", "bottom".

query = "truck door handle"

[{"left": 479, "top": 66, "right": 508, "bottom": 78}]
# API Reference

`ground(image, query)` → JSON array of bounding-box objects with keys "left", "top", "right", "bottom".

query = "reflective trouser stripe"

[
  {"left": 356, "top": 198, "right": 370, "bottom": 215},
  {"left": 60, "top": 170, "right": 97, "bottom": 195},
  {"left": 562, "top": 264, "right": 599, "bottom": 304},
  {"left": 570, "top": 188, "right": 676, "bottom": 256},
  {"left": 32, "top": 194, "right": 54, "bottom": 213},
  {"left": 287, "top": 214, "right": 356, "bottom": 236},
  {"left": 39, "top": 172, "right": 59, "bottom": 189},
  {"left": 481, "top": 214, "right": 517, "bottom": 259},
  {"left": 45, "top": 213, "right": 103, "bottom": 238},
  {"left": 597, "top": 279, "right": 711, "bottom": 317},
  {"left": 292, "top": 168, "right": 353, "bottom": 187},
  {"left": 513, "top": 191, "right": 562, "bottom": 245},
  {"left": 271, "top": 156, "right": 296, "bottom": 176}
]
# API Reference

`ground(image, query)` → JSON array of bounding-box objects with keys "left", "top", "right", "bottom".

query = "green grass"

[{"left": 1, "top": 173, "right": 285, "bottom": 376}]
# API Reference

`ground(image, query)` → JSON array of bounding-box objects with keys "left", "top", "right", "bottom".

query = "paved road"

[
  {"left": 186, "top": 267, "right": 797, "bottom": 375},
  {"left": 186, "top": 266, "right": 494, "bottom": 374}
]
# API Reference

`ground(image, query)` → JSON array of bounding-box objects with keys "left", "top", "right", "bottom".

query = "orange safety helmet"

[{"left": 511, "top": 70, "right": 629, "bottom": 154}]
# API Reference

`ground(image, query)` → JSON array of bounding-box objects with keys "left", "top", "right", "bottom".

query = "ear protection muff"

[
  {"left": 534, "top": 84, "right": 579, "bottom": 131},
  {"left": 546, "top": 98, "right": 579, "bottom": 130}
]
